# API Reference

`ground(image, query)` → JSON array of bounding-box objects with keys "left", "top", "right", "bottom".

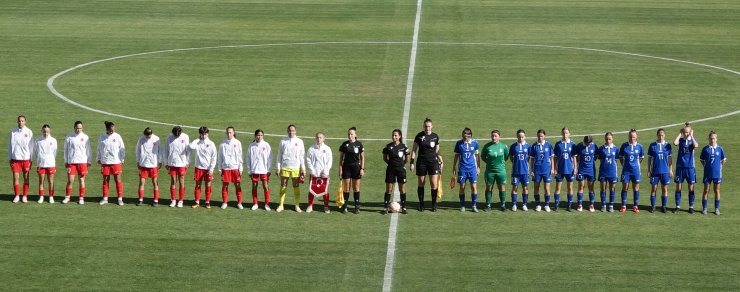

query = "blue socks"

[
  {"left": 588, "top": 192, "right": 594, "bottom": 206},
  {"left": 621, "top": 190, "right": 628, "bottom": 206},
  {"left": 472, "top": 193, "right": 478, "bottom": 207},
  {"left": 661, "top": 196, "right": 668, "bottom": 208},
  {"left": 459, "top": 194, "right": 465, "bottom": 207},
  {"left": 609, "top": 191, "right": 616, "bottom": 206},
  {"left": 650, "top": 195, "right": 656, "bottom": 208},
  {"left": 633, "top": 191, "right": 640, "bottom": 206},
  {"left": 688, "top": 191, "right": 695, "bottom": 207},
  {"left": 675, "top": 190, "right": 682, "bottom": 207}
]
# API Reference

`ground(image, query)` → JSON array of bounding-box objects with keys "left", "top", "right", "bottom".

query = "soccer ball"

[{"left": 389, "top": 201, "right": 401, "bottom": 213}]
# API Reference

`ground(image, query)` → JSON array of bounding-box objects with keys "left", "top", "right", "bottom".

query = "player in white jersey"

[
  {"left": 33, "top": 124, "right": 57, "bottom": 203},
  {"left": 63, "top": 121, "right": 92, "bottom": 204},
  {"left": 189, "top": 126, "right": 217, "bottom": 208},
  {"left": 9, "top": 115, "right": 33, "bottom": 203},
  {"left": 306, "top": 132, "right": 333, "bottom": 213},
  {"left": 217, "top": 127, "right": 244, "bottom": 209},
  {"left": 135, "top": 127, "right": 162, "bottom": 206},
  {"left": 275, "top": 124, "right": 306, "bottom": 212},
  {"left": 247, "top": 129, "right": 272, "bottom": 211},
  {"left": 165, "top": 126, "right": 190, "bottom": 208},
  {"left": 97, "top": 121, "right": 126, "bottom": 206}
]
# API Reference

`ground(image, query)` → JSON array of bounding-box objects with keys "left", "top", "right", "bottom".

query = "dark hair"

[
  {"left": 561, "top": 127, "right": 569, "bottom": 133},
  {"left": 629, "top": 129, "right": 637, "bottom": 135},
  {"left": 172, "top": 126, "right": 182, "bottom": 137},
  {"left": 462, "top": 127, "right": 472, "bottom": 136},
  {"left": 226, "top": 126, "right": 235, "bottom": 137},
  {"left": 537, "top": 129, "right": 546, "bottom": 136},
  {"left": 73, "top": 121, "right": 83, "bottom": 129},
  {"left": 516, "top": 129, "right": 525, "bottom": 135},
  {"left": 143, "top": 127, "right": 153, "bottom": 136},
  {"left": 583, "top": 135, "right": 592, "bottom": 144},
  {"left": 287, "top": 124, "right": 296, "bottom": 131},
  {"left": 491, "top": 130, "right": 500, "bottom": 136},
  {"left": 348, "top": 126, "right": 358, "bottom": 140},
  {"left": 656, "top": 128, "right": 665, "bottom": 135},
  {"left": 17, "top": 115, "right": 26, "bottom": 121},
  {"left": 41, "top": 124, "right": 50, "bottom": 130},
  {"left": 423, "top": 117, "right": 432, "bottom": 124},
  {"left": 254, "top": 129, "right": 264, "bottom": 136},
  {"left": 605, "top": 131, "right": 613, "bottom": 138},
  {"left": 198, "top": 126, "right": 209, "bottom": 135},
  {"left": 392, "top": 129, "right": 403, "bottom": 142},
  {"left": 104, "top": 121, "right": 115, "bottom": 131},
  {"left": 708, "top": 130, "right": 717, "bottom": 138}
]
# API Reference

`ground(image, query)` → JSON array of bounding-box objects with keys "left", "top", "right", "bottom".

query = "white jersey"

[
  {"left": 218, "top": 138, "right": 243, "bottom": 172},
  {"left": 97, "top": 132, "right": 126, "bottom": 165},
  {"left": 306, "top": 143, "right": 333, "bottom": 177},
  {"left": 277, "top": 136, "right": 305, "bottom": 171},
  {"left": 135, "top": 134, "right": 162, "bottom": 168},
  {"left": 33, "top": 135, "right": 57, "bottom": 168},
  {"left": 247, "top": 140, "right": 272, "bottom": 175},
  {"left": 64, "top": 132, "right": 92, "bottom": 164},
  {"left": 165, "top": 133, "right": 191, "bottom": 167},
  {"left": 190, "top": 137, "right": 217, "bottom": 172},
  {"left": 8, "top": 126, "right": 33, "bottom": 161}
]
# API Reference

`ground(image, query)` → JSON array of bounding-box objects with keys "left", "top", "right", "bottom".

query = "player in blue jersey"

[
  {"left": 529, "top": 129, "right": 555, "bottom": 212},
  {"left": 596, "top": 132, "right": 619, "bottom": 212},
  {"left": 553, "top": 127, "right": 576, "bottom": 211},
  {"left": 452, "top": 128, "right": 481, "bottom": 212},
  {"left": 510, "top": 129, "right": 530, "bottom": 211},
  {"left": 673, "top": 123, "right": 698, "bottom": 213},
  {"left": 573, "top": 135, "right": 597, "bottom": 212},
  {"left": 699, "top": 131, "right": 726, "bottom": 215},
  {"left": 618, "top": 129, "right": 644, "bottom": 213},
  {"left": 647, "top": 128, "right": 673, "bottom": 213}
]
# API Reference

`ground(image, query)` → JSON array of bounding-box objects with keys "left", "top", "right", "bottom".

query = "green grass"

[{"left": 1, "top": 0, "right": 740, "bottom": 290}]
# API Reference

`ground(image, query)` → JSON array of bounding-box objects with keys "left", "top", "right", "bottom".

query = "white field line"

[
  {"left": 47, "top": 42, "right": 740, "bottom": 141},
  {"left": 382, "top": 0, "right": 424, "bottom": 291}
]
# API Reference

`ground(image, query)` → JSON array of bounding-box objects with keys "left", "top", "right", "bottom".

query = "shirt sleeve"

[{"left": 119, "top": 134, "right": 126, "bottom": 162}]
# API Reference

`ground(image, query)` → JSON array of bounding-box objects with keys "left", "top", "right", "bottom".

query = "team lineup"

[{"left": 7, "top": 115, "right": 727, "bottom": 215}]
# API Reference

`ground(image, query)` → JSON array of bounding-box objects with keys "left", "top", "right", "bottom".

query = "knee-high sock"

[
  {"left": 236, "top": 186, "right": 242, "bottom": 204},
  {"left": 221, "top": 184, "right": 229, "bottom": 203},
  {"left": 252, "top": 188, "right": 258, "bottom": 205},
  {"left": 265, "top": 189, "right": 271, "bottom": 204},
  {"left": 431, "top": 189, "right": 438, "bottom": 206},
  {"left": 205, "top": 185, "right": 212, "bottom": 202},
  {"left": 102, "top": 181, "right": 110, "bottom": 198},
  {"left": 688, "top": 191, "right": 695, "bottom": 207},
  {"left": 661, "top": 195, "right": 668, "bottom": 208},
  {"left": 600, "top": 191, "right": 606, "bottom": 205},
  {"left": 179, "top": 187, "right": 185, "bottom": 201},
  {"left": 554, "top": 193, "right": 560, "bottom": 206},
  {"left": 293, "top": 187, "right": 301, "bottom": 206},
  {"left": 576, "top": 193, "right": 582, "bottom": 206},
  {"left": 534, "top": 194, "right": 540, "bottom": 204},
  {"left": 153, "top": 189, "right": 159, "bottom": 201},
  {"left": 417, "top": 187, "right": 425, "bottom": 206},
  {"left": 458, "top": 193, "right": 465, "bottom": 207},
  {"left": 194, "top": 185, "right": 202, "bottom": 202},
  {"left": 13, "top": 184, "right": 19, "bottom": 196},
  {"left": 39, "top": 188, "right": 45, "bottom": 197},
  {"left": 23, "top": 182, "right": 29, "bottom": 196},
  {"left": 485, "top": 190, "right": 492, "bottom": 205},
  {"left": 308, "top": 194, "right": 314, "bottom": 206},
  {"left": 588, "top": 192, "right": 595, "bottom": 206},
  {"left": 66, "top": 186, "right": 73, "bottom": 197},
  {"left": 400, "top": 193, "right": 407, "bottom": 208},
  {"left": 471, "top": 193, "right": 478, "bottom": 207},
  {"left": 675, "top": 190, "right": 682, "bottom": 207},
  {"left": 342, "top": 192, "right": 349, "bottom": 209},
  {"left": 353, "top": 191, "right": 360, "bottom": 207},
  {"left": 650, "top": 194, "right": 656, "bottom": 208},
  {"left": 544, "top": 194, "right": 551, "bottom": 206},
  {"left": 633, "top": 190, "right": 640, "bottom": 206},
  {"left": 116, "top": 181, "right": 123, "bottom": 198},
  {"left": 609, "top": 191, "right": 616, "bottom": 205},
  {"left": 523, "top": 193, "right": 529, "bottom": 206},
  {"left": 79, "top": 187, "right": 85, "bottom": 198},
  {"left": 170, "top": 187, "right": 176, "bottom": 200},
  {"left": 323, "top": 194, "right": 330, "bottom": 207},
  {"left": 499, "top": 191, "right": 506, "bottom": 206},
  {"left": 384, "top": 193, "right": 391, "bottom": 208},
  {"left": 621, "top": 190, "right": 627, "bottom": 206},
  {"left": 138, "top": 189, "right": 144, "bottom": 200},
  {"left": 279, "top": 186, "right": 287, "bottom": 206}
]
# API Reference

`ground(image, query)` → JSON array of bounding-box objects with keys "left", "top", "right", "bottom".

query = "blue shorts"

[
  {"left": 599, "top": 176, "right": 618, "bottom": 183},
  {"left": 533, "top": 173, "right": 552, "bottom": 183},
  {"left": 511, "top": 174, "right": 529, "bottom": 186},
  {"left": 621, "top": 173, "right": 641, "bottom": 184},
  {"left": 650, "top": 173, "right": 671, "bottom": 185},
  {"left": 674, "top": 168, "right": 696, "bottom": 184},
  {"left": 576, "top": 174, "right": 595, "bottom": 182},
  {"left": 555, "top": 173, "right": 574, "bottom": 182},
  {"left": 703, "top": 177, "right": 722, "bottom": 185},
  {"left": 457, "top": 170, "right": 478, "bottom": 184}
]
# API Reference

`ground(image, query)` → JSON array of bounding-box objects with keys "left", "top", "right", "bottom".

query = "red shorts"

[
  {"left": 37, "top": 167, "right": 56, "bottom": 175},
  {"left": 167, "top": 166, "right": 188, "bottom": 176},
  {"left": 11, "top": 160, "right": 31, "bottom": 173},
  {"left": 66, "top": 163, "right": 89, "bottom": 177},
  {"left": 251, "top": 173, "right": 270, "bottom": 182},
  {"left": 101, "top": 164, "right": 123, "bottom": 176},
  {"left": 194, "top": 168, "right": 213, "bottom": 182},
  {"left": 221, "top": 169, "right": 242, "bottom": 183},
  {"left": 139, "top": 166, "right": 159, "bottom": 178}
]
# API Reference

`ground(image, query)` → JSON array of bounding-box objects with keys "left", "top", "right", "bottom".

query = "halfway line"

[{"left": 382, "top": 0, "right": 423, "bottom": 291}]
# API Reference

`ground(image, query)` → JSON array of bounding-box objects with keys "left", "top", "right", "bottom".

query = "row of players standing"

[
  {"left": 8, "top": 115, "right": 727, "bottom": 215},
  {"left": 451, "top": 123, "right": 727, "bottom": 215}
]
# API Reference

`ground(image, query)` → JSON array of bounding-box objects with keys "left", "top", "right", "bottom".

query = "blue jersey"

[
  {"left": 454, "top": 139, "right": 479, "bottom": 173},
  {"left": 618, "top": 142, "right": 644, "bottom": 175},
  {"left": 530, "top": 142, "right": 554, "bottom": 175},
  {"left": 675, "top": 138, "right": 696, "bottom": 169},
  {"left": 647, "top": 141, "right": 672, "bottom": 175},
  {"left": 509, "top": 142, "right": 530, "bottom": 175},
  {"left": 554, "top": 140, "right": 575, "bottom": 174},
  {"left": 596, "top": 144, "right": 619, "bottom": 178},
  {"left": 574, "top": 142, "right": 597, "bottom": 176},
  {"left": 700, "top": 145, "right": 726, "bottom": 179}
]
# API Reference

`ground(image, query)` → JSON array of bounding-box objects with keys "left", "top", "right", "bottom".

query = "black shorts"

[
  {"left": 385, "top": 166, "right": 407, "bottom": 184},
  {"left": 341, "top": 164, "right": 362, "bottom": 180},
  {"left": 416, "top": 160, "right": 440, "bottom": 176}
]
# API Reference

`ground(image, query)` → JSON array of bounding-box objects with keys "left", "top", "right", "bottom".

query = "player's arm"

[
  {"left": 673, "top": 132, "right": 682, "bottom": 146},
  {"left": 410, "top": 142, "right": 418, "bottom": 170},
  {"left": 338, "top": 151, "right": 344, "bottom": 178},
  {"left": 435, "top": 144, "right": 443, "bottom": 170},
  {"left": 359, "top": 151, "right": 365, "bottom": 176},
  {"left": 475, "top": 150, "right": 481, "bottom": 174},
  {"left": 452, "top": 153, "right": 460, "bottom": 175},
  {"left": 550, "top": 155, "right": 556, "bottom": 175}
]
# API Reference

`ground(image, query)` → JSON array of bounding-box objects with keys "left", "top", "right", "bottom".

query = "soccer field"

[{"left": 2, "top": 0, "right": 740, "bottom": 291}]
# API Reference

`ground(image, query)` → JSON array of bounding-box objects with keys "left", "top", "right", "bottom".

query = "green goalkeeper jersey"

[{"left": 482, "top": 142, "right": 509, "bottom": 173}]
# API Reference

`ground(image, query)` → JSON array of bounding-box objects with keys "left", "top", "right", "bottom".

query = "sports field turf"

[{"left": 1, "top": 0, "right": 739, "bottom": 290}]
